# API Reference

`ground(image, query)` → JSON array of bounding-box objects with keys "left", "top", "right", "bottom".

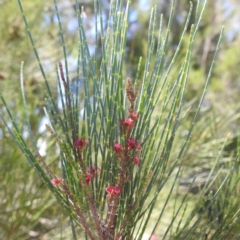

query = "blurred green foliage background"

[{"left": 0, "top": 0, "right": 240, "bottom": 239}]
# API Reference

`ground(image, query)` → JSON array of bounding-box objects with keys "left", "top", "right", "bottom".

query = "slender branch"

[
  {"left": 36, "top": 151, "right": 54, "bottom": 176},
  {"left": 61, "top": 183, "right": 95, "bottom": 240},
  {"left": 88, "top": 195, "right": 105, "bottom": 240},
  {"left": 105, "top": 196, "right": 119, "bottom": 238}
]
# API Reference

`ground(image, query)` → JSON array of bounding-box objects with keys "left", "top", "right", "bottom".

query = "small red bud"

[
  {"left": 86, "top": 173, "right": 91, "bottom": 185},
  {"left": 106, "top": 186, "right": 121, "bottom": 196},
  {"left": 114, "top": 142, "right": 123, "bottom": 153},
  {"left": 125, "top": 118, "right": 134, "bottom": 128},
  {"left": 74, "top": 139, "right": 89, "bottom": 149},
  {"left": 134, "top": 157, "right": 140, "bottom": 165},
  {"left": 127, "top": 138, "right": 136, "bottom": 150},
  {"left": 131, "top": 112, "right": 138, "bottom": 120},
  {"left": 51, "top": 178, "right": 64, "bottom": 186}
]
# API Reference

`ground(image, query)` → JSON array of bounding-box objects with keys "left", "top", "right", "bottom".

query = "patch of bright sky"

[
  {"left": 138, "top": 0, "right": 150, "bottom": 11},
  {"left": 225, "top": 0, "right": 240, "bottom": 41},
  {"left": 67, "top": 18, "right": 79, "bottom": 32},
  {"left": 129, "top": 7, "right": 138, "bottom": 22}
]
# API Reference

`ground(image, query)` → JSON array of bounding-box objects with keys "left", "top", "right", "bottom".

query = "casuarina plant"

[{"left": 1, "top": 0, "right": 240, "bottom": 239}]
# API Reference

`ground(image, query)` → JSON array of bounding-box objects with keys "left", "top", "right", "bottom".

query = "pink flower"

[
  {"left": 125, "top": 118, "right": 134, "bottom": 128},
  {"left": 131, "top": 112, "right": 138, "bottom": 120},
  {"left": 51, "top": 178, "right": 63, "bottom": 186},
  {"left": 120, "top": 117, "right": 136, "bottom": 129},
  {"left": 106, "top": 186, "right": 121, "bottom": 197},
  {"left": 80, "top": 173, "right": 92, "bottom": 186},
  {"left": 127, "top": 138, "right": 136, "bottom": 150},
  {"left": 86, "top": 173, "right": 91, "bottom": 185},
  {"left": 114, "top": 142, "right": 123, "bottom": 153},
  {"left": 74, "top": 139, "right": 88, "bottom": 149},
  {"left": 74, "top": 139, "right": 84, "bottom": 148},
  {"left": 87, "top": 166, "right": 101, "bottom": 178},
  {"left": 134, "top": 157, "right": 140, "bottom": 165}
]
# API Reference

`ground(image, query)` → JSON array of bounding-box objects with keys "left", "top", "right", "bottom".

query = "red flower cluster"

[
  {"left": 51, "top": 177, "right": 64, "bottom": 186},
  {"left": 106, "top": 186, "right": 121, "bottom": 197},
  {"left": 127, "top": 138, "right": 136, "bottom": 149},
  {"left": 127, "top": 138, "right": 141, "bottom": 165},
  {"left": 87, "top": 166, "right": 101, "bottom": 178},
  {"left": 107, "top": 110, "right": 141, "bottom": 200},
  {"left": 84, "top": 166, "right": 101, "bottom": 185},
  {"left": 134, "top": 157, "right": 140, "bottom": 165},
  {"left": 74, "top": 139, "right": 89, "bottom": 149},
  {"left": 131, "top": 111, "right": 138, "bottom": 120},
  {"left": 127, "top": 138, "right": 141, "bottom": 152},
  {"left": 119, "top": 112, "right": 139, "bottom": 129},
  {"left": 125, "top": 118, "right": 134, "bottom": 127},
  {"left": 85, "top": 173, "right": 91, "bottom": 185},
  {"left": 114, "top": 142, "right": 123, "bottom": 153}
]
